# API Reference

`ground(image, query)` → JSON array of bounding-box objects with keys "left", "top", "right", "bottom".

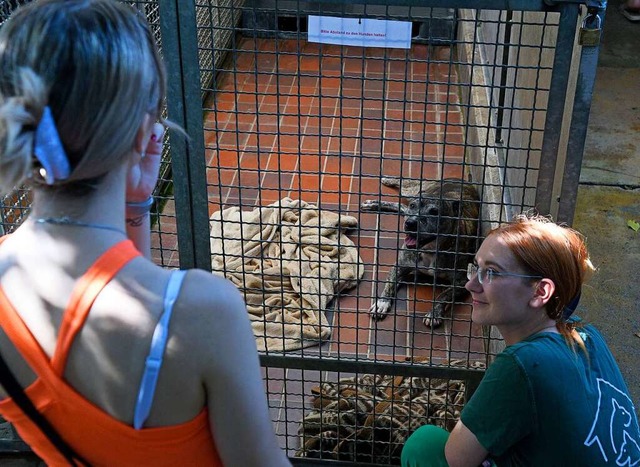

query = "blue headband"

[{"left": 33, "top": 106, "right": 70, "bottom": 185}]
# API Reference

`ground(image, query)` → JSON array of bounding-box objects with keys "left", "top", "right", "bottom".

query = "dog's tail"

[
  {"left": 381, "top": 178, "right": 434, "bottom": 198},
  {"left": 360, "top": 199, "right": 406, "bottom": 214},
  {"left": 381, "top": 177, "right": 401, "bottom": 188}
]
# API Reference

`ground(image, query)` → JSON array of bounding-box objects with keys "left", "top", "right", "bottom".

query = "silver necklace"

[{"left": 35, "top": 217, "right": 126, "bottom": 236}]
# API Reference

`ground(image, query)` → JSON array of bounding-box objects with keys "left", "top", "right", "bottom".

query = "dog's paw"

[
  {"left": 360, "top": 200, "right": 379, "bottom": 211},
  {"left": 423, "top": 313, "right": 443, "bottom": 328},
  {"left": 369, "top": 299, "right": 391, "bottom": 320},
  {"left": 423, "top": 303, "right": 447, "bottom": 328}
]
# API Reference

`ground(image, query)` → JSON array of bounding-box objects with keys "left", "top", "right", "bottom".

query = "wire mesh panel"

[
  {"left": 0, "top": 0, "right": 601, "bottom": 464},
  {"left": 194, "top": 1, "right": 592, "bottom": 464},
  {"left": 265, "top": 360, "right": 485, "bottom": 463},
  {"left": 134, "top": 0, "right": 185, "bottom": 268},
  {"left": 0, "top": 1, "right": 31, "bottom": 237},
  {"left": 0, "top": 0, "right": 28, "bottom": 20},
  {"left": 196, "top": 1, "right": 577, "bottom": 463}
]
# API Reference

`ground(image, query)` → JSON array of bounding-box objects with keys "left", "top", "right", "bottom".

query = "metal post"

[
  {"left": 158, "top": 0, "right": 212, "bottom": 271},
  {"left": 557, "top": 6, "right": 606, "bottom": 225},
  {"left": 535, "top": 3, "right": 579, "bottom": 215}
]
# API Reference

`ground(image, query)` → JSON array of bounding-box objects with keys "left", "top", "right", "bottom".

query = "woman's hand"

[{"left": 126, "top": 122, "right": 165, "bottom": 203}]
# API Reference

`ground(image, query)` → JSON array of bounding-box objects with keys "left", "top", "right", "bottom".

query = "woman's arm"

[
  {"left": 125, "top": 203, "right": 152, "bottom": 258},
  {"left": 126, "top": 121, "right": 164, "bottom": 258},
  {"left": 186, "top": 271, "right": 292, "bottom": 467},
  {"left": 445, "top": 352, "right": 535, "bottom": 467},
  {"left": 445, "top": 420, "right": 489, "bottom": 467}
]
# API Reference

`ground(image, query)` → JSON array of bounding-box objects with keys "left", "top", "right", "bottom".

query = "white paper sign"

[{"left": 308, "top": 15, "right": 412, "bottom": 49}]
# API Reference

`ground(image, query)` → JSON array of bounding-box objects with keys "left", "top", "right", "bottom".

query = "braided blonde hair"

[{"left": 0, "top": 0, "right": 167, "bottom": 194}]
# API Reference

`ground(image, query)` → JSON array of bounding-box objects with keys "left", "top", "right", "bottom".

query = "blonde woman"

[{"left": 0, "top": 1, "right": 291, "bottom": 465}]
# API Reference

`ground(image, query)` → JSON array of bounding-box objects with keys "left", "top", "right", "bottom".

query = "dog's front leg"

[
  {"left": 369, "top": 255, "right": 413, "bottom": 320},
  {"left": 424, "top": 283, "right": 469, "bottom": 328}
]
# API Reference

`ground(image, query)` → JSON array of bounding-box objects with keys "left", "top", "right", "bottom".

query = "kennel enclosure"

[{"left": 0, "top": 0, "right": 606, "bottom": 464}]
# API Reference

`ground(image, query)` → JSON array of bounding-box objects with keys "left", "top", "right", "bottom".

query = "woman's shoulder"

[
  {"left": 501, "top": 323, "right": 615, "bottom": 373},
  {"left": 169, "top": 269, "right": 250, "bottom": 339},
  {"left": 168, "top": 269, "right": 258, "bottom": 372},
  {"left": 500, "top": 332, "right": 574, "bottom": 368},
  {"left": 505, "top": 331, "right": 564, "bottom": 351},
  {"left": 506, "top": 321, "right": 603, "bottom": 354},
  {"left": 176, "top": 269, "right": 245, "bottom": 312},
  {"left": 115, "top": 261, "right": 247, "bottom": 329}
]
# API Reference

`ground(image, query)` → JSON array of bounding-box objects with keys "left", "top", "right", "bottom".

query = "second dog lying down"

[{"left": 361, "top": 178, "right": 480, "bottom": 327}]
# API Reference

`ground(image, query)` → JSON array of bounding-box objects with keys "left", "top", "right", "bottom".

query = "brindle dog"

[{"left": 361, "top": 178, "right": 480, "bottom": 327}]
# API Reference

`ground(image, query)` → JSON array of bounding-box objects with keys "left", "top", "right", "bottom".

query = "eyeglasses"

[{"left": 466, "top": 263, "right": 542, "bottom": 285}]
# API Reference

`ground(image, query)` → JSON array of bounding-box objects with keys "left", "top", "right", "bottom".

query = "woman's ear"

[
  {"left": 529, "top": 278, "right": 555, "bottom": 309},
  {"left": 134, "top": 113, "right": 154, "bottom": 154}
]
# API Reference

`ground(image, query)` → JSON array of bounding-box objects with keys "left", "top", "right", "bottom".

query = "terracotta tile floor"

[
  {"left": 155, "top": 37, "right": 488, "bottom": 457},
  {"left": 201, "top": 37, "right": 485, "bottom": 362}
]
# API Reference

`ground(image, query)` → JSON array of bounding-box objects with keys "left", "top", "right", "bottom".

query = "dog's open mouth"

[
  {"left": 404, "top": 234, "right": 418, "bottom": 248},
  {"left": 404, "top": 233, "right": 436, "bottom": 249}
]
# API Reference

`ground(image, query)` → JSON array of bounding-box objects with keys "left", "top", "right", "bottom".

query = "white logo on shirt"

[
  {"left": 617, "top": 432, "right": 640, "bottom": 467},
  {"left": 584, "top": 378, "right": 640, "bottom": 465}
]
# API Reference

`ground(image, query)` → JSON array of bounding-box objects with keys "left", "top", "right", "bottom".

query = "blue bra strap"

[{"left": 133, "top": 270, "right": 188, "bottom": 430}]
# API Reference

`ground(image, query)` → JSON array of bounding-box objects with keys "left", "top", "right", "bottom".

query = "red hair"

[{"left": 487, "top": 214, "right": 595, "bottom": 344}]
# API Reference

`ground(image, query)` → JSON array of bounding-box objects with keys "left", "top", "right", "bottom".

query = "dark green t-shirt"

[{"left": 461, "top": 324, "right": 640, "bottom": 466}]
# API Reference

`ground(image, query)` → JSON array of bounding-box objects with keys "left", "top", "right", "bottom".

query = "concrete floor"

[{"left": 572, "top": 0, "right": 640, "bottom": 410}]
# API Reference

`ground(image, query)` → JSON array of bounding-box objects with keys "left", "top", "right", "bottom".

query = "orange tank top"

[{"left": 0, "top": 238, "right": 223, "bottom": 466}]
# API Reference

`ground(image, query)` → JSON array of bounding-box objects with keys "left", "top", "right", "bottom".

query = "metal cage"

[{"left": 0, "top": 0, "right": 604, "bottom": 464}]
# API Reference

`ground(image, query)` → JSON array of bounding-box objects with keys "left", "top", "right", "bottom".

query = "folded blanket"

[{"left": 210, "top": 198, "right": 364, "bottom": 352}]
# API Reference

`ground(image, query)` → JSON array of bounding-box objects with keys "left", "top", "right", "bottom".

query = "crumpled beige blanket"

[{"left": 210, "top": 198, "right": 364, "bottom": 352}]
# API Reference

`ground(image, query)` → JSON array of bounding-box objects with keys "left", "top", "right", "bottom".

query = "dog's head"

[
  {"left": 403, "top": 196, "right": 454, "bottom": 249},
  {"left": 402, "top": 181, "right": 480, "bottom": 250}
]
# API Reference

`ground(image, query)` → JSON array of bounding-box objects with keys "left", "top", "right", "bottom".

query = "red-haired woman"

[{"left": 402, "top": 214, "right": 639, "bottom": 467}]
